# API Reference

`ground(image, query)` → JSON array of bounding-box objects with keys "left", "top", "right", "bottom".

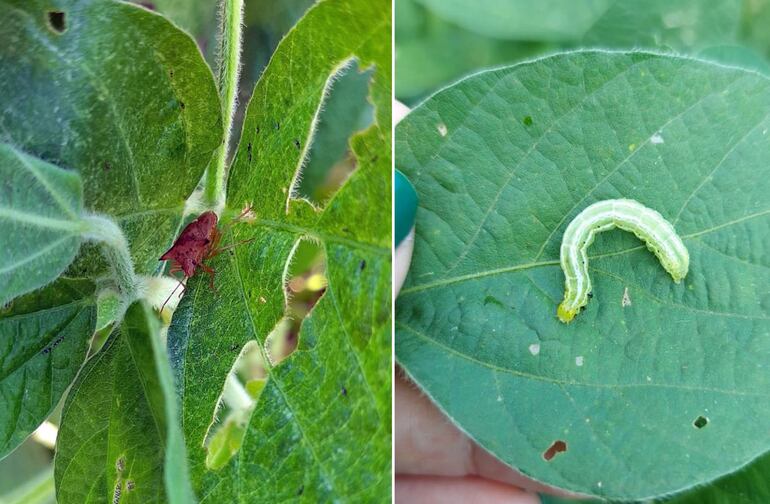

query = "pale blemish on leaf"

[
  {"left": 575, "top": 356, "right": 584, "bottom": 367},
  {"left": 528, "top": 343, "right": 540, "bottom": 356},
  {"left": 622, "top": 287, "right": 632, "bottom": 307},
  {"left": 437, "top": 123, "right": 448, "bottom": 136},
  {"left": 651, "top": 132, "right": 664, "bottom": 144}
]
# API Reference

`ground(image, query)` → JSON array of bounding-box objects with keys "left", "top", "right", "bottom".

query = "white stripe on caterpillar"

[{"left": 557, "top": 199, "right": 689, "bottom": 323}]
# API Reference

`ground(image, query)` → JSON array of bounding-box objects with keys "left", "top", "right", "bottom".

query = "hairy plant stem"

[
  {"left": 82, "top": 215, "right": 139, "bottom": 317},
  {"left": 204, "top": 0, "right": 244, "bottom": 212}
]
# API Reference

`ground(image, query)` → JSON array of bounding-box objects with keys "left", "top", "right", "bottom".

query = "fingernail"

[{"left": 395, "top": 170, "right": 417, "bottom": 247}]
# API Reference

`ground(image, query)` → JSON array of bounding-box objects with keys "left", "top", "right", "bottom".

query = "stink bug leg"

[
  {"left": 160, "top": 277, "right": 186, "bottom": 313},
  {"left": 158, "top": 208, "right": 256, "bottom": 312}
]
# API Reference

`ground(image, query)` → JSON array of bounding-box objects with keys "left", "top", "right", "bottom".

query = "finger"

[
  {"left": 395, "top": 371, "right": 579, "bottom": 497},
  {"left": 394, "top": 100, "right": 416, "bottom": 297},
  {"left": 395, "top": 475, "right": 541, "bottom": 504},
  {"left": 394, "top": 169, "right": 418, "bottom": 297},
  {"left": 394, "top": 227, "right": 414, "bottom": 296}
]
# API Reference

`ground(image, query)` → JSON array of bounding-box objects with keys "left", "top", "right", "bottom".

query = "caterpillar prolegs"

[{"left": 557, "top": 199, "right": 689, "bottom": 323}]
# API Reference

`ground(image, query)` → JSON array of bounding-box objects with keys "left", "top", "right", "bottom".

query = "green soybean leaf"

[
  {"left": 55, "top": 301, "right": 194, "bottom": 504},
  {"left": 396, "top": 51, "right": 770, "bottom": 500},
  {"left": 664, "top": 451, "right": 770, "bottom": 503},
  {"left": 167, "top": 0, "right": 392, "bottom": 500},
  {"left": 414, "top": 0, "right": 742, "bottom": 48},
  {"left": 0, "top": 278, "right": 96, "bottom": 459},
  {"left": 698, "top": 44, "right": 770, "bottom": 75},
  {"left": 296, "top": 61, "right": 374, "bottom": 204},
  {"left": 0, "top": 0, "right": 222, "bottom": 275},
  {"left": 0, "top": 144, "right": 85, "bottom": 305},
  {"left": 542, "top": 448, "right": 770, "bottom": 503}
]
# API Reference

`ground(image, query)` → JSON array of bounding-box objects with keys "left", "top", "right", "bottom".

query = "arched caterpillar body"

[{"left": 557, "top": 199, "right": 689, "bottom": 323}]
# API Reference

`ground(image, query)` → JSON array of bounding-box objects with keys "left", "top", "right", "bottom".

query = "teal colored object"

[{"left": 395, "top": 170, "right": 418, "bottom": 246}]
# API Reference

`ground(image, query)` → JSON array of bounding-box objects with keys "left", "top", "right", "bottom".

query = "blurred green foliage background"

[{"left": 395, "top": 0, "right": 770, "bottom": 105}]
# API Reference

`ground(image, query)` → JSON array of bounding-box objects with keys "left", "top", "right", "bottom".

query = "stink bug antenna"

[{"left": 161, "top": 278, "right": 185, "bottom": 313}]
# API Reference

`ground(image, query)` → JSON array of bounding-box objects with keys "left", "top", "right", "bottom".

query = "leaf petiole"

[
  {"left": 204, "top": 0, "right": 244, "bottom": 213},
  {"left": 81, "top": 214, "right": 139, "bottom": 316}
]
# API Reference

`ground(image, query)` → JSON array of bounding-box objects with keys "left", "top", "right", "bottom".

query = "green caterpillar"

[{"left": 557, "top": 199, "right": 689, "bottom": 323}]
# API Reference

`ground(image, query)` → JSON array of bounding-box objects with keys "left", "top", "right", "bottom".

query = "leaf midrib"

[
  {"left": 401, "top": 207, "right": 770, "bottom": 295},
  {"left": 12, "top": 147, "right": 79, "bottom": 219},
  {"left": 256, "top": 218, "right": 388, "bottom": 255}
]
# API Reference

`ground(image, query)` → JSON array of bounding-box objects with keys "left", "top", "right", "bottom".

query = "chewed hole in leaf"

[
  {"left": 543, "top": 440, "right": 567, "bottom": 461},
  {"left": 266, "top": 237, "right": 328, "bottom": 364},
  {"left": 289, "top": 58, "right": 375, "bottom": 209},
  {"left": 46, "top": 11, "right": 66, "bottom": 33},
  {"left": 202, "top": 237, "right": 326, "bottom": 469},
  {"left": 203, "top": 341, "right": 267, "bottom": 470},
  {"left": 693, "top": 415, "right": 709, "bottom": 429}
]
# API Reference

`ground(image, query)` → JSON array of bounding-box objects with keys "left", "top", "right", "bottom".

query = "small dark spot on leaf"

[
  {"left": 274, "top": 121, "right": 280, "bottom": 130},
  {"left": 341, "top": 386, "right": 348, "bottom": 396},
  {"left": 693, "top": 416, "right": 708, "bottom": 429},
  {"left": 483, "top": 295, "right": 506, "bottom": 308},
  {"left": 103, "top": 161, "right": 111, "bottom": 171},
  {"left": 372, "top": 155, "right": 379, "bottom": 163},
  {"left": 47, "top": 11, "right": 66, "bottom": 33},
  {"left": 40, "top": 334, "right": 65, "bottom": 355},
  {"left": 358, "top": 260, "right": 366, "bottom": 271},
  {"left": 543, "top": 440, "right": 567, "bottom": 461},
  {"left": 255, "top": 126, "right": 260, "bottom": 134},
  {"left": 169, "top": 69, "right": 174, "bottom": 78},
  {"left": 116, "top": 457, "right": 125, "bottom": 473},
  {"left": 179, "top": 101, "right": 185, "bottom": 110},
  {"left": 229, "top": 343, "right": 239, "bottom": 352},
  {"left": 587, "top": 292, "right": 593, "bottom": 299},
  {"left": 296, "top": 485, "right": 304, "bottom": 496},
  {"left": 294, "top": 139, "right": 301, "bottom": 150},
  {"left": 342, "top": 227, "right": 350, "bottom": 234},
  {"left": 247, "top": 142, "right": 252, "bottom": 162},
  {"left": 1, "top": 300, "right": 13, "bottom": 313},
  {"left": 523, "top": 115, "right": 533, "bottom": 126},
  {"left": 126, "top": 480, "right": 135, "bottom": 491}
]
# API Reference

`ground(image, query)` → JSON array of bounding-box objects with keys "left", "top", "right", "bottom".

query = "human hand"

[
  {"left": 394, "top": 100, "right": 570, "bottom": 503},
  {"left": 394, "top": 101, "right": 417, "bottom": 297}
]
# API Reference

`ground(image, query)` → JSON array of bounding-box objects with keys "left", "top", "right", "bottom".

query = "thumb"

[{"left": 394, "top": 170, "right": 417, "bottom": 296}]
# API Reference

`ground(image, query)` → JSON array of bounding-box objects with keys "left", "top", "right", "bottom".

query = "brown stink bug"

[{"left": 159, "top": 208, "right": 252, "bottom": 310}]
